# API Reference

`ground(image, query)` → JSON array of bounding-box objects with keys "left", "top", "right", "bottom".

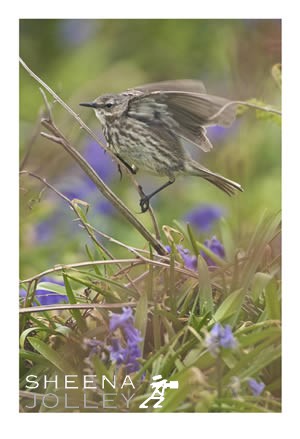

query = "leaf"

[
  {"left": 238, "top": 326, "right": 281, "bottom": 348},
  {"left": 19, "top": 348, "right": 49, "bottom": 364},
  {"left": 172, "top": 220, "right": 190, "bottom": 242},
  {"left": 85, "top": 244, "right": 102, "bottom": 276},
  {"left": 92, "top": 355, "right": 114, "bottom": 390},
  {"left": 212, "top": 289, "right": 244, "bottom": 325},
  {"left": 71, "top": 199, "right": 90, "bottom": 217},
  {"left": 265, "top": 279, "right": 281, "bottom": 320},
  {"left": 169, "top": 244, "right": 176, "bottom": 312},
  {"left": 223, "top": 338, "right": 281, "bottom": 383},
  {"left": 66, "top": 269, "right": 138, "bottom": 300},
  {"left": 35, "top": 282, "right": 66, "bottom": 295},
  {"left": 218, "top": 217, "right": 235, "bottom": 262},
  {"left": 251, "top": 272, "right": 273, "bottom": 302},
  {"left": 271, "top": 63, "right": 282, "bottom": 89},
  {"left": 20, "top": 327, "right": 45, "bottom": 349},
  {"left": 162, "top": 225, "right": 184, "bottom": 246},
  {"left": 187, "top": 223, "right": 199, "bottom": 256},
  {"left": 239, "top": 212, "right": 281, "bottom": 293},
  {"left": 196, "top": 241, "right": 227, "bottom": 267},
  {"left": 27, "top": 337, "right": 73, "bottom": 373},
  {"left": 197, "top": 255, "right": 214, "bottom": 314},
  {"left": 62, "top": 273, "right": 86, "bottom": 332},
  {"left": 135, "top": 291, "right": 148, "bottom": 355},
  {"left": 156, "top": 367, "right": 207, "bottom": 412}
]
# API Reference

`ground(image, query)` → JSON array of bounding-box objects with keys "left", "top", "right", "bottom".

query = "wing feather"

[
  {"left": 129, "top": 79, "right": 207, "bottom": 94},
  {"left": 126, "top": 80, "right": 237, "bottom": 153}
]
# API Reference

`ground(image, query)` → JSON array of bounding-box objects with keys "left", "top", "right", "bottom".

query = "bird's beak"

[{"left": 79, "top": 102, "right": 98, "bottom": 108}]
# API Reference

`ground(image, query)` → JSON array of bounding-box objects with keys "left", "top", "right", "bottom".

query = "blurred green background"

[{"left": 19, "top": 19, "right": 281, "bottom": 278}]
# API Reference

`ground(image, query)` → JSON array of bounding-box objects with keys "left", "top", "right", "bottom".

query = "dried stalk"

[{"left": 20, "top": 57, "right": 165, "bottom": 254}]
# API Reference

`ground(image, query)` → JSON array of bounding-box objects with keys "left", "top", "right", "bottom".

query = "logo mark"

[{"left": 139, "top": 375, "right": 179, "bottom": 409}]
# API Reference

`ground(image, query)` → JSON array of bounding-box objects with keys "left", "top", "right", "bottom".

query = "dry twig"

[{"left": 20, "top": 57, "right": 165, "bottom": 253}]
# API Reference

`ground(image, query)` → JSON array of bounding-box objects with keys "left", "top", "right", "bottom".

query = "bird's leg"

[
  {"left": 117, "top": 164, "right": 123, "bottom": 180},
  {"left": 139, "top": 178, "right": 175, "bottom": 213},
  {"left": 115, "top": 154, "right": 137, "bottom": 175}
]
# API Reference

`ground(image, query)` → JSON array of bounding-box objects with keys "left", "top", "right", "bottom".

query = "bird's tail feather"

[{"left": 185, "top": 160, "right": 243, "bottom": 196}]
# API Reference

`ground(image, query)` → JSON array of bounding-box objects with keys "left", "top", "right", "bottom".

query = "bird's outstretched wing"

[
  {"left": 131, "top": 79, "right": 207, "bottom": 94},
  {"left": 125, "top": 80, "right": 237, "bottom": 152}
]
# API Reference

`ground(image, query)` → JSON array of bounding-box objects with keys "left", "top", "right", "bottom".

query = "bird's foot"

[
  {"left": 118, "top": 164, "right": 123, "bottom": 180},
  {"left": 139, "top": 195, "right": 150, "bottom": 213}
]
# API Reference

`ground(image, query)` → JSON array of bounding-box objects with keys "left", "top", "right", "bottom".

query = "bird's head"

[{"left": 80, "top": 94, "right": 127, "bottom": 126}]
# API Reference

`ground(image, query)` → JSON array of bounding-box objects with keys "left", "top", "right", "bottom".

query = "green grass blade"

[
  {"left": 62, "top": 273, "right": 86, "bottom": 331},
  {"left": 27, "top": 337, "right": 73, "bottom": 373}
]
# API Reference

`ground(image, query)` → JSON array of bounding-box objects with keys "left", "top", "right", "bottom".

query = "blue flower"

[
  {"left": 200, "top": 236, "right": 225, "bottom": 266},
  {"left": 109, "top": 339, "right": 141, "bottom": 374},
  {"left": 206, "top": 126, "right": 229, "bottom": 142},
  {"left": 94, "top": 199, "right": 115, "bottom": 216},
  {"left": 19, "top": 276, "right": 68, "bottom": 306},
  {"left": 165, "top": 245, "right": 197, "bottom": 271},
  {"left": 83, "top": 338, "right": 104, "bottom": 358},
  {"left": 109, "top": 307, "right": 135, "bottom": 332},
  {"left": 62, "top": 186, "right": 89, "bottom": 201},
  {"left": 206, "top": 323, "right": 237, "bottom": 356},
  {"left": 184, "top": 204, "right": 224, "bottom": 232},
  {"left": 35, "top": 219, "right": 55, "bottom": 243},
  {"left": 248, "top": 378, "right": 265, "bottom": 396},
  {"left": 206, "top": 120, "right": 240, "bottom": 142},
  {"left": 34, "top": 211, "right": 65, "bottom": 243},
  {"left": 123, "top": 324, "right": 143, "bottom": 345},
  {"left": 166, "top": 238, "right": 225, "bottom": 271},
  {"left": 109, "top": 307, "right": 142, "bottom": 373},
  {"left": 58, "top": 19, "right": 96, "bottom": 47},
  {"left": 109, "top": 338, "right": 127, "bottom": 364},
  {"left": 83, "top": 141, "right": 116, "bottom": 184}
]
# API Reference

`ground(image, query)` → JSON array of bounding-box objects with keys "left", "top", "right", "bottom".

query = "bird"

[{"left": 80, "top": 79, "right": 243, "bottom": 213}]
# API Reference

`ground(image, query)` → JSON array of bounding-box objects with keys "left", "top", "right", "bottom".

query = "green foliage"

[
  {"left": 20, "top": 213, "right": 281, "bottom": 412},
  {"left": 19, "top": 19, "right": 281, "bottom": 413}
]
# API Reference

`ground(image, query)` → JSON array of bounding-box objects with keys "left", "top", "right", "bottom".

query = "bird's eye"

[{"left": 106, "top": 103, "right": 113, "bottom": 108}]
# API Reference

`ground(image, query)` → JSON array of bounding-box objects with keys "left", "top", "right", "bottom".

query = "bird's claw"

[
  {"left": 131, "top": 165, "right": 137, "bottom": 175},
  {"left": 139, "top": 196, "right": 150, "bottom": 213}
]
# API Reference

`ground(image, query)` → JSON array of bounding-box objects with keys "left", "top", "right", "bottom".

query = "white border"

[{"left": 1, "top": 1, "right": 299, "bottom": 438}]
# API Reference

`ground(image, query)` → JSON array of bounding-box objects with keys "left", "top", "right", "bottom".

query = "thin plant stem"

[
  {"left": 216, "top": 353, "right": 223, "bottom": 402},
  {"left": 39, "top": 119, "right": 166, "bottom": 255},
  {"left": 19, "top": 302, "right": 137, "bottom": 314},
  {"left": 207, "top": 100, "right": 281, "bottom": 123},
  {"left": 19, "top": 58, "right": 163, "bottom": 250},
  {"left": 20, "top": 170, "right": 141, "bottom": 295}
]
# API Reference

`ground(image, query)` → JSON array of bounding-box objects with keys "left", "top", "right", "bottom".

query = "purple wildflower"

[
  {"left": 165, "top": 245, "right": 197, "bottom": 271},
  {"left": 94, "top": 199, "right": 115, "bottom": 216},
  {"left": 248, "top": 378, "right": 265, "bottom": 396},
  {"left": 58, "top": 19, "right": 96, "bottom": 47},
  {"left": 109, "top": 338, "right": 141, "bottom": 374},
  {"left": 109, "top": 307, "right": 134, "bottom": 332},
  {"left": 109, "top": 338, "right": 127, "bottom": 364},
  {"left": 184, "top": 204, "right": 224, "bottom": 232},
  {"left": 83, "top": 141, "right": 116, "bottom": 184},
  {"left": 34, "top": 210, "right": 66, "bottom": 243},
  {"left": 206, "top": 126, "right": 229, "bottom": 142},
  {"left": 19, "top": 276, "right": 68, "bottom": 306},
  {"left": 200, "top": 236, "right": 225, "bottom": 266},
  {"left": 109, "top": 307, "right": 142, "bottom": 373},
  {"left": 83, "top": 338, "right": 104, "bottom": 358},
  {"left": 35, "top": 217, "right": 57, "bottom": 243},
  {"left": 206, "top": 322, "right": 237, "bottom": 356},
  {"left": 62, "top": 185, "right": 89, "bottom": 201},
  {"left": 206, "top": 120, "right": 240, "bottom": 142}
]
